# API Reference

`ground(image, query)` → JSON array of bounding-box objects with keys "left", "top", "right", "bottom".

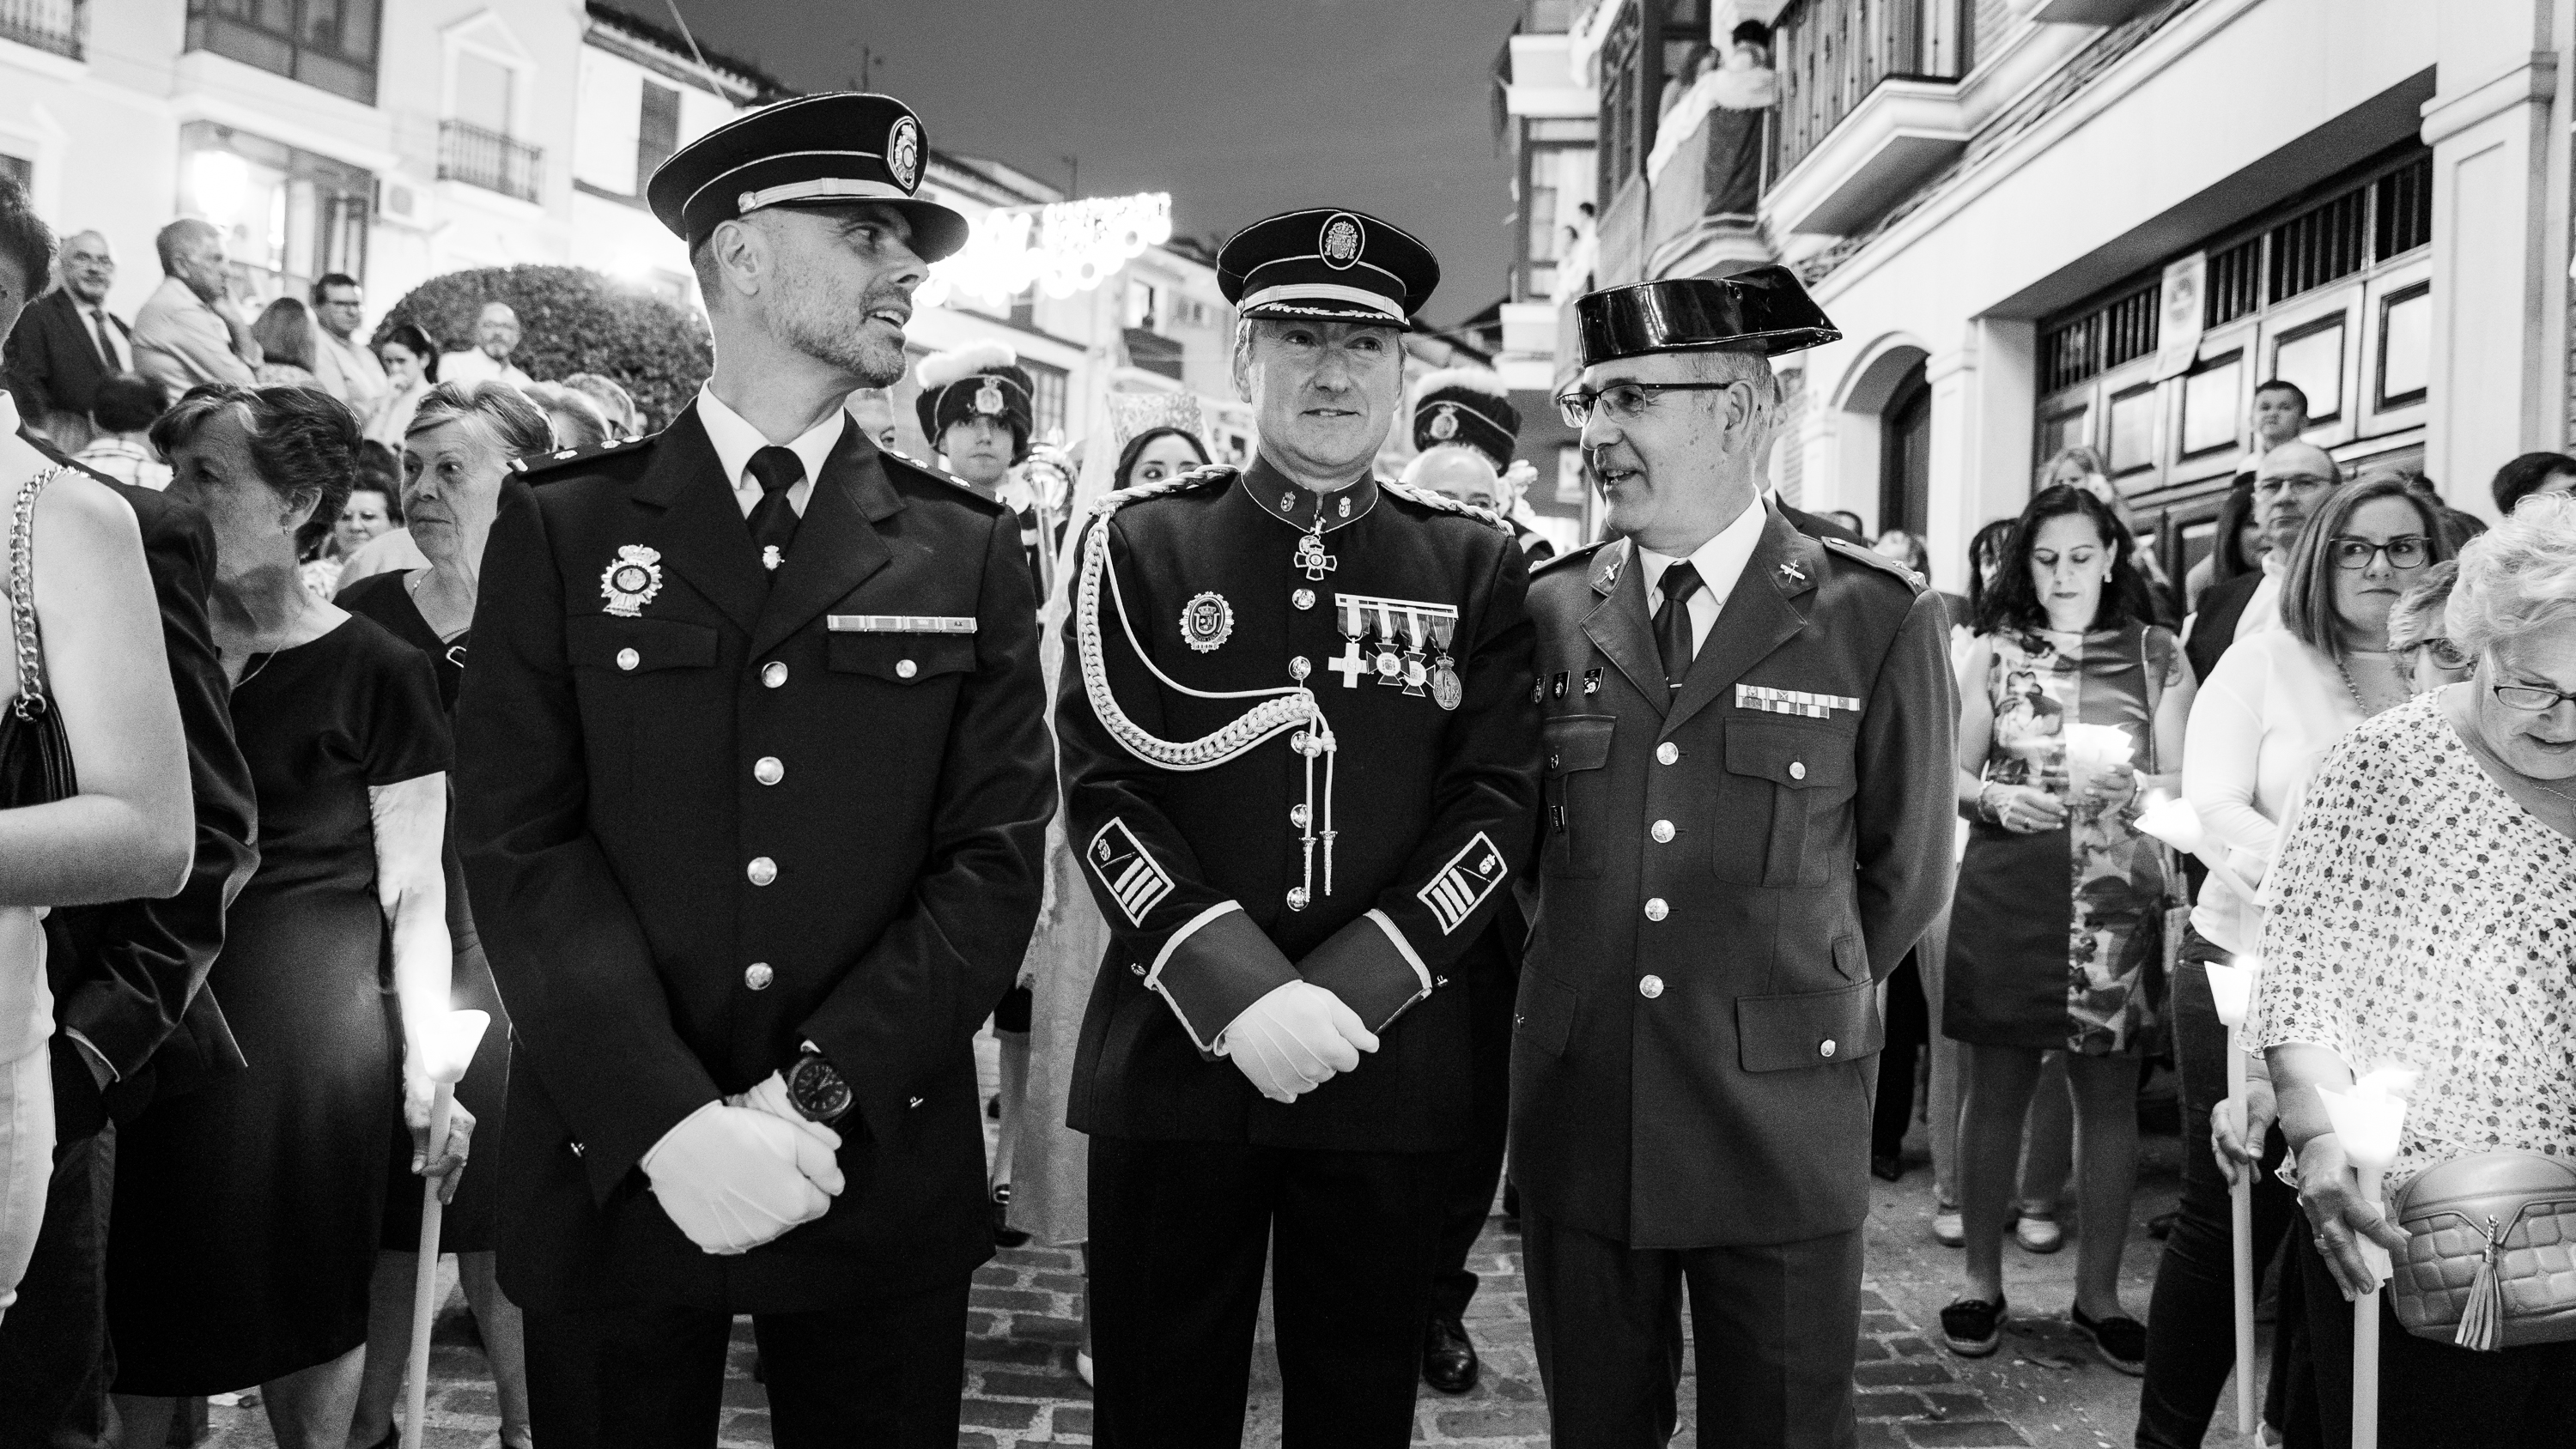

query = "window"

[
  {"left": 453, "top": 51, "right": 514, "bottom": 135},
  {"left": 636, "top": 81, "right": 680, "bottom": 188},
  {"left": 1879, "top": 359, "right": 1930, "bottom": 537},
  {"left": 2178, "top": 351, "right": 2242, "bottom": 457},
  {"left": 2372, "top": 155, "right": 2432, "bottom": 259},
  {"left": 0, "top": 0, "right": 81, "bottom": 59},
  {"left": 186, "top": 0, "right": 381, "bottom": 106},
  {"left": 178, "top": 122, "right": 371, "bottom": 302},
  {"left": 1771, "top": 0, "right": 1975, "bottom": 179},
  {"left": 2107, "top": 385, "right": 2158, "bottom": 478},
  {"left": 2204, "top": 236, "right": 2262, "bottom": 329},
  {"left": 1522, "top": 118, "right": 1596, "bottom": 301},
  {"left": 2378, "top": 282, "right": 2430, "bottom": 409},
  {"left": 1023, "top": 358, "right": 1069, "bottom": 440},
  {"left": 1597, "top": 3, "right": 1643, "bottom": 196},
  {"left": 2272, "top": 317, "right": 2345, "bottom": 425},
  {"left": 2268, "top": 187, "right": 2366, "bottom": 305}
]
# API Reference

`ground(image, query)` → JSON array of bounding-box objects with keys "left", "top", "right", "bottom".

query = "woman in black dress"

[
  {"left": 108, "top": 387, "right": 465, "bottom": 1449},
  {"left": 338, "top": 380, "right": 550, "bottom": 1449}
]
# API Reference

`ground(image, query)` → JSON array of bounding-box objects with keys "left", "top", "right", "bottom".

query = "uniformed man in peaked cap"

[
  {"left": 1058, "top": 207, "right": 1540, "bottom": 1446},
  {"left": 453, "top": 92, "right": 1054, "bottom": 1449},
  {"left": 1512, "top": 266, "right": 1957, "bottom": 1447},
  {"left": 1408, "top": 366, "right": 1556, "bottom": 564}
]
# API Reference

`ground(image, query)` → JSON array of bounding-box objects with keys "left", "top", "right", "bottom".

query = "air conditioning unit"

[{"left": 378, "top": 177, "right": 433, "bottom": 229}]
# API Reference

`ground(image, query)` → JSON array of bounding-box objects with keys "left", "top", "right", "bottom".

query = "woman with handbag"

[
  {"left": 1940, "top": 484, "right": 2194, "bottom": 1373},
  {"left": 2252, "top": 492, "right": 2576, "bottom": 1446},
  {"left": 2135, "top": 472, "right": 2452, "bottom": 1447},
  {"left": 0, "top": 364, "right": 194, "bottom": 1328}
]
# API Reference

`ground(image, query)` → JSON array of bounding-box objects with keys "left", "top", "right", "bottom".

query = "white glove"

[
  {"left": 724, "top": 1071, "right": 849, "bottom": 1165},
  {"left": 640, "top": 1100, "right": 842, "bottom": 1256},
  {"left": 1217, "top": 980, "right": 1379, "bottom": 1104}
]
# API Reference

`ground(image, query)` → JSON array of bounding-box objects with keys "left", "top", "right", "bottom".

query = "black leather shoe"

[
  {"left": 1423, "top": 1313, "right": 1479, "bottom": 1394},
  {"left": 1870, "top": 1151, "right": 1905, "bottom": 1182},
  {"left": 992, "top": 1185, "right": 1030, "bottom": 1248}
]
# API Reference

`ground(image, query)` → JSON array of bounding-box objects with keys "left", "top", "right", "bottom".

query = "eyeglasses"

[
  {"left": 2328, "top": 534, "right": 2431, "bottom": 571},
  {"left": 2491, "top": 682, "right": 2576, "bottom": 713},
  {"left": 1553, "top": 381, "right": 1741, "bottom": 428},
  {"left": 2400, "top": 636, "right": 2471, "bottom": 670}
]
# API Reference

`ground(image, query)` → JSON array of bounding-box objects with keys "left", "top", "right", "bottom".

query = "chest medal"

[
  {"left": 599, "top": 544, "right": 663, "bottom": 617},
  {"left": 1180, "top": 591, "right": 1234, "bottom": 652}
]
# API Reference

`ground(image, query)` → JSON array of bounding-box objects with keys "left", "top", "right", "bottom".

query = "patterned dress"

[
  {"left": 1944, "top": 621, "right": 2182, "bottom": 1055},
  {"left": 2252, "top": 691, "right": 2576, "bottom": 1188}
]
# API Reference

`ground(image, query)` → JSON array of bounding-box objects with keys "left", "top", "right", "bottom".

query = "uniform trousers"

[
  {"left": 1523, "top": 1205, "right": 1863, "bottom": 1449},
  {"left": 1429, "top": 955, "right": 1516, "bottom": 1324},
  {"left": 521, "top": 1276, "right": 969, "bottom": 1449},
  {"left": 1088, "top": 1137, "right": 1447, "bottom": 1449}
]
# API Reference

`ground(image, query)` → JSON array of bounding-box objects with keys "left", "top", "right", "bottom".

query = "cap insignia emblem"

[
  {"left": 1428, "top": 403, "right": 1460, "bottom": 441},
  {"left": 600, "top": 544, "right": 664, "bottom": 618},
  {"left": 1180, "top": 591, "right": 1234, "bottom": 653},
  {"left": 975, "top": 379, "right": 1005, "bottom": 415},
  {"left": 1319, "top": 213, "right": 1364, "bottom": 270},
  {"left": 887, "top": 115, "right": 922, "bottom": 191}
]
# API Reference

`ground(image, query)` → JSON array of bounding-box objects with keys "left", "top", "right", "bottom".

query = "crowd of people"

[{"left": 0, "top": 79, "right": 2573, "bottom": 1449}]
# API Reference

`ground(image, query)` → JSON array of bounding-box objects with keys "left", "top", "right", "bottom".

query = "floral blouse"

[{"left": 2252, "top": 690, "right": 2576, "bottom": 1185}]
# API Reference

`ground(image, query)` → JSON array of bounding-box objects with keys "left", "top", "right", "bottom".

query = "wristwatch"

[{"left": 785, "top": 1043, "right": 854, "bottom": 1125}]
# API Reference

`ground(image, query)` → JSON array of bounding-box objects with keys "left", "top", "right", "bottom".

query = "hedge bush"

[{"left": 374, "top": 264, "right": 711, "bottom": 431}]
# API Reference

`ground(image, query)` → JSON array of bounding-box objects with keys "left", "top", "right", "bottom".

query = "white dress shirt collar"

[
  {"left": 1634, "top": 497, "right": 1771, "bottom": 655},
  {"left": 696, "top": 385, "right": 844, "bottom": 518}
]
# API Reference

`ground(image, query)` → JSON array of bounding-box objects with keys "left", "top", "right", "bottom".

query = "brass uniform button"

[
  {"left": 1650, "top": 820, "right": 1674, "bottom": 843},
  {"left": 616, "top": 647, "right": 639, "bottom": 671},
  {"left": 896, "top": 659, "right": 918, "bottom": 680},
  {"left": 1820, "top": 1039, "right": 1838, "bottom": 1058},
  {"left": 747, "top": 856, "right": 777, "bottom": 886},
  {"left": 1638, "top": 975, "right": 1664, "bottom": 999},
  {"left": 1789, "top": 760, "right": 1807, "bottom": 781},
  {"left": 762, "top": 661, "right": 788, "bottom": 688},
  {"left": 744, "top": 962, "right": 774, "bottom": 991},
  {"left": 754, "top": 756, "right": 784, "bottom": 785},
  {"left": 1643, "top": 897, "right": 1668, "bottom": 921},
  {"left": 1656, "top": 742, "right": 1680, "bottom": 765}
]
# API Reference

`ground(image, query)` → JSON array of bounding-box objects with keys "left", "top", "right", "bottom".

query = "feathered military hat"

[
  {"left": 1218, "top": 208, "right": 1438, "bottom": 330},
  {"left": 1573, "top": 264, "right": 1839, "bottom": 367},
  {"left": 645, "top": 91, "right": 969, "bottom": 260},
  {"left": 914, "top": 341, "right": 1036, "bottom": 463},
  {"left": 1410, "top": 367, "right": 1520, "bottom": 472}
]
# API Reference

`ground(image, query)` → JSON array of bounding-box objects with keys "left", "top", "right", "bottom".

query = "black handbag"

[{"left": 0, "top": 467, "right": 77, "bottom": 808}]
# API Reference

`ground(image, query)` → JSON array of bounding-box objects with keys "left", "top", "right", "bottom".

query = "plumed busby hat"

[
  {"left": 1572, "top": 264, "right": 1839, "bottom": 367},
  {"left": 1410, "top": 367, "right": 1520, "bottom": 472},
  {"left": 914, "top": 341, "right": 1036, "bottom": 463},
  {"left": 1218, "top": 208, "right": 1439, "bottom": 330},
  {"left": 646, "top": 91, "right": 969, "bottom": 261}
]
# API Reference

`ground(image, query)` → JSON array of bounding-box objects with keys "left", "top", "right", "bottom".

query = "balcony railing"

[
  {"left": 439, "top": 119, "right": 543, "bottom": 204},
  {"left": 0, "top": 0, "right": 82, "bottom": 59},
  {"left": 1770, "top": 0, "right": 1971, "bottom": 179}
]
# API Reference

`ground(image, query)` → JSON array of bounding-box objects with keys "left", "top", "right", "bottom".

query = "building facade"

[{"left": 1507, "top": 0, "right": 2573, "bottom": 593}]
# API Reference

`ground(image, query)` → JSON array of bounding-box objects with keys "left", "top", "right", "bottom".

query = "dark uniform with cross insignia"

[
  {"left": 1511, "top": 270, "right": 1959, "bottom": 1448},
  {"left": 1058, "top": 209, "right": 1541, "bottom": 1447},
  {"left": 453, "top": 94, "right": 1054, "bottom": 1449}
]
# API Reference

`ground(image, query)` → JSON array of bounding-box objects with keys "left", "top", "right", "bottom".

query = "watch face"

[{"left": 789, "top": 1055, "right": 854, "bottom": 1123}]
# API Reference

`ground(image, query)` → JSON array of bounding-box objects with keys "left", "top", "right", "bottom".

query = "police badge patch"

[
  {"left": 887, "top": 115, "right": 922, "bottom": 191},
  {"left": 599, "top": 544, "right": 664, "bottom": 617},
  {"left": 1428, "top": 403, "right": 1460, "bottom": 441},
  {"left": 1418, "top": 832, "right": 1508, "bottom": 936},
  {"left": 1319, "top": 213, "right": 1364, "bottom": 270},
  {"left": 1087, "top": 819, "right": 1173, "bottom": 927},
  {"left": 1180, "top": 591, "right": 1234, "bottom": 652},
  {"left": 975, "top": 379, "right": 1005, "bottom": 415}
]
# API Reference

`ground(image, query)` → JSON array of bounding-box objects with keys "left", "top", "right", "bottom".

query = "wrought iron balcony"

[
  {"left": 1769, "top": 0, "right": 1971, "bottom": 180},
  {"left": 439, "top": 119, "right": 543, "bottom": 204},
  {"left": 0, "top": 0, "right": 82, "bottom": 60}
]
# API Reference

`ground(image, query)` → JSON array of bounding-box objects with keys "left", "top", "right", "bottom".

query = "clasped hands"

[
  {"left": 643, "top": 1086, "right": 845, "bottom": 1256},
  {"left": 1218, "top": 979, "right": 1379, "bottom": 1104}
]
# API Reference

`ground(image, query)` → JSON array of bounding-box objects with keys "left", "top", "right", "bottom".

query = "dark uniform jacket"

[
  {"left": 24, "top": 435, "right": 258, "bottom": 1129},
  {"left": 1513, "top": 505, "right": 1956, "bottom": 1249},
  {"left": 1059, "top": 458, "right": 1540, "bottom": 1154},
  {"left": 455, "top": 406, "right": 1054, "bottom": 1315}
]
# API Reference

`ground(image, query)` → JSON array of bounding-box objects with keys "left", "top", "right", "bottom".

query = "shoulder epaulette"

[
  {"left": 509, "top": 433, "right": 653, "bottom": 480},
  {"left": 878, "top": 448, "right": 1012, "bottom": 512},
  {"left": 1381, "top": 476, "right": 1510, "bottom": 536},
  {"left": 1090, "top": 464, "right": 1237, "bottom": 520},
  {"left": 1529, "top": 539, "right": 1608, "bottom": 578},
  {"left": 1821, "top": 534, "right": 1926, "bottom": 592}
]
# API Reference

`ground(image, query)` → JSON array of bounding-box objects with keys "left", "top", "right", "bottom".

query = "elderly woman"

[
  {"left": 2134, "top": 472, "right": 2451, "bottom": 1447},
  {"left": 106, "top": 386, "right": 462, "bottom": 1449},
  {"left": 2253, "top": 494, "right": 2576, "bottom": 1445},
  {"left": 1942, "top": 485, "right": 2193, "bottom": 1371},
  {"left": 2386, "top": 560, "right": 2472, "bottom": 693},
  {"left": 337, "top": 380, "right": 548, "bottom": 1449}
]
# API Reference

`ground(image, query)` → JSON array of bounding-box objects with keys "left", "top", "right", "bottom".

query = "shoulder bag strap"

[{"left": 8, "top": 467, "right": 64, "bottom": 722}]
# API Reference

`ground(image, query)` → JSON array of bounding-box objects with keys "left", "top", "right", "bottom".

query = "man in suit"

[
  {"left": 453, "top": 94, "right": 1054, "bottom": 1449},
  {"left": 129, "top": 220, "right": 260, "bottom": 397},
  {"left": 1059, "top": 207, "right": 1540, "bottom": 1446},
  {"left": 2183, "top": 440, "right": 2341, "bottom": 682},
  {"left": 3, "top": 230, "right": 131, "bottom": 452},
  {"left": 0, "top": 180, "right": 260, "bottom": 1449},
  {"left": 1513, "top": 266, "right": 1957, "bottom": 1448}
]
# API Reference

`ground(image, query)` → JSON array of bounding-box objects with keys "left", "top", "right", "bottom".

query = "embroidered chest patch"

[
  {"left": 1180, "top": 591, "right": 1235, "bottom": 652},
  {"left": 600, "top": 545, "right": 663, "bottom": 617}
]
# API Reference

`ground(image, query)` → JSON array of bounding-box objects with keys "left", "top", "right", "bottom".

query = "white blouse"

[
  {"left": 2182, "top": 628, "right": 2369, "bottom": 953},
  {"left": 2251, "top": 691, "right": 2576, "bottom": 1186}
]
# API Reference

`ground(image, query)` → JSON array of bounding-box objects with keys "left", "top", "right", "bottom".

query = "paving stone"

[
  {"left": 1854, "top": 1360, "right": 1958, "bottom": 1387},
  {"left": 1904, "top": 1421, "right": 2029, "bottom": 1447}
]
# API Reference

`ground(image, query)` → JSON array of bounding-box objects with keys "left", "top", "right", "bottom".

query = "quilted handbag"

[{"left": 2388, "top": 1151, "right": 2576, "bottom": 1351}]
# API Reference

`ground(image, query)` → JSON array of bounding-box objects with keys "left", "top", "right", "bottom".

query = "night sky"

[{"left": 612, "top": 0, "right": 1528, "bottom": 328}]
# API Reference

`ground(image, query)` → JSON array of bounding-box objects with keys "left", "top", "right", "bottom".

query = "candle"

[
  {"left": 2134, "top": 790, "right": 2205, "bottom": 854},
  {"left": 2206, "top": 955, "right": 2263, "bottom": 1434},
  {"left": 2317, "top": 1063, "right": 2420, "bottom": 1449},
  {"left": 404, "top": 1009, "right": 491, "bottom": 1449}
]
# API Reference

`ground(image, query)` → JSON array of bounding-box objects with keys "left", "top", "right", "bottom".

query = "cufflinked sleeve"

[
  {"left": 1851, "top": 586, "right": 1959, "bottom": 979},
  {"left": 455, "top": 478, "right": 722, "bottom": 1203},
  {"left": 797, "top": 506, "right": 1054, "bottom": 1136},
  {"left": 1056, "top": 512, "right": 1300, "bottom": 1053},
  {"left": 1303, "top": 530, "right": 1541, "bottom": 1030}
]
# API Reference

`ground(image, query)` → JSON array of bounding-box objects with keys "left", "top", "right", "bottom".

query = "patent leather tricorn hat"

[{"left": 1572, "top": 265, "right": 1842, "bottom": 367}]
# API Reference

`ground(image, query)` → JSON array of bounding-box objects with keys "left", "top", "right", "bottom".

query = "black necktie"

[
  {"left": 89, "top": 310, "right": 119, "bottom": 372},
  {"left": 1654, "top": 561, "right": 1703, "bottom": 690},
  {"left": 745, "top": 446, "right": 803, "bottom": 573}
]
